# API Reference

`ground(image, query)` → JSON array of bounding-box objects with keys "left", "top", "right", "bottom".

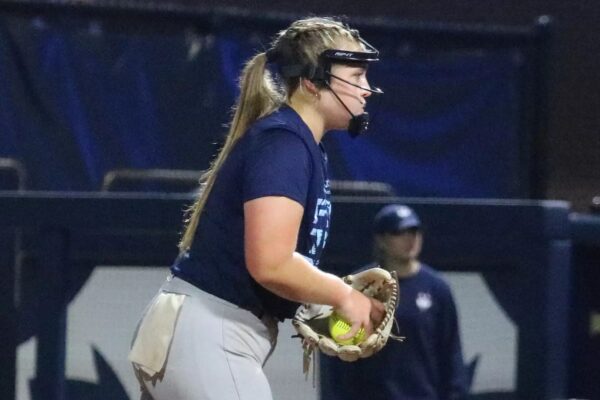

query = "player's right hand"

[{"left": 335, "top": 289, "right": 384, "bottom": 340}]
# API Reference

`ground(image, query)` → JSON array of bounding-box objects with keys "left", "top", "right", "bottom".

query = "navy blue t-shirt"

[
  {"left": 320, "top": 264, "right": 468, "bottom": 400},
  {"left": 171, "top": 106, "right": 331, "bottom": 320}
]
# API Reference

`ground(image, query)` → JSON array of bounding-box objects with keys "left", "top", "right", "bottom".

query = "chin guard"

[{"left": 348, "top": 112, "right": 371, "bottom": 138}]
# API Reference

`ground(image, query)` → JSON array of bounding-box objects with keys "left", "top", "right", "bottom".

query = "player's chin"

[{"left": 354, "top": 106, "right": 366, "bottom": 115}]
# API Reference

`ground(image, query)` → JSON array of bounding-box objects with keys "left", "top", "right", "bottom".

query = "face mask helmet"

[{"left": 268, "top": 37, "right": 383, "bottom": 137}]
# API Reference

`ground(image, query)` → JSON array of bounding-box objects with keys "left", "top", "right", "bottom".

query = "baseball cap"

[{"left": 373, "top": 204, "right": 421, "bottom": 234}]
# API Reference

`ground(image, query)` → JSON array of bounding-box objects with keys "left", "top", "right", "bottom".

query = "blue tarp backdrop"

[{"left": 0, "top": 13, "right": 528, "bottom": 197}]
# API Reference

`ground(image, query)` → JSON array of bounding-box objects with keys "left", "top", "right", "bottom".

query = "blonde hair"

[{"left": 179, "top": 17, "right": 364, "bottom": 252}]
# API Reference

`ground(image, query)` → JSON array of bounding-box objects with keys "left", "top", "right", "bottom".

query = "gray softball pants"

[{"left": 132, "top": 276, "right": 279, "bottom": 400}]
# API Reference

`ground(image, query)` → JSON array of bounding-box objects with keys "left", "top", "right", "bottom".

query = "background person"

[{"left": 321, "top": 203, "right": 469, "bottom": 400}]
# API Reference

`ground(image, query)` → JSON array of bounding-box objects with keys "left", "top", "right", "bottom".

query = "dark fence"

[{"left": 0, "top": 192, "right": 574, "bottom": 400}]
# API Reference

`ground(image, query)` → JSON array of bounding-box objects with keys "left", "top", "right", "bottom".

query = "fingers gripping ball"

[
  {"left": 329, "top": 312, "right": 365, "bottom": 345},
  {"left": 292, "top": 267, "right": 402, "bottom": 372}
]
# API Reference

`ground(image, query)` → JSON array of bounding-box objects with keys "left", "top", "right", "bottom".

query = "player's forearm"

[{"left": 250, "top": 252, "right": 353, "bottom": 308}]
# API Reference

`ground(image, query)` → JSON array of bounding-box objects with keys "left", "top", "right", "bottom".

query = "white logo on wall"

[{"left": 416, "top": 292, "right": 432, "bottom": 311}]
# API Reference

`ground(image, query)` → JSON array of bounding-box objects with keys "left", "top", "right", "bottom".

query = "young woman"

[{"left": 129, "top": 16, "right": 384, "bottom": 400}]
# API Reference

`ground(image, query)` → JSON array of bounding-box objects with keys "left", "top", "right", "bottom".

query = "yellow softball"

[{"left": 328, "top": 312, "right": 366, "bottom": 345}]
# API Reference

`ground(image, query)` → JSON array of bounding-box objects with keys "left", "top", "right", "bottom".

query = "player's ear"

[{"left": 301, "top": 78, "right": 320, "bottom": 97}]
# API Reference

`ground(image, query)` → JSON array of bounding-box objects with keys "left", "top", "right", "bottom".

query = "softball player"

[{"left": 129, "top": 16, "right": 384, "bottom": 400}]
